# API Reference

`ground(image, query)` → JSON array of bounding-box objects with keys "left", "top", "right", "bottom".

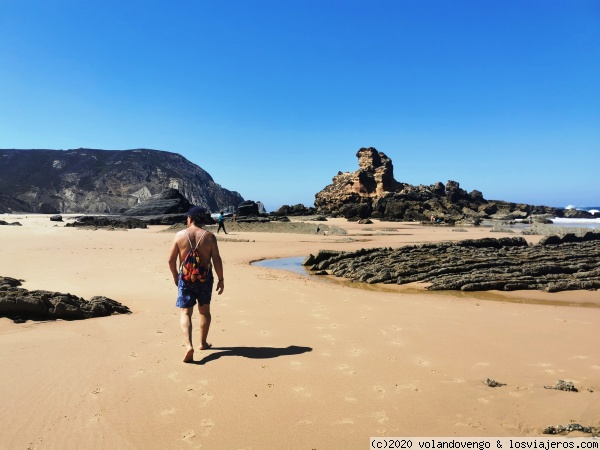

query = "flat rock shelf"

[{"left": 303, "top": 233, "right": 600, "bottom": 293}]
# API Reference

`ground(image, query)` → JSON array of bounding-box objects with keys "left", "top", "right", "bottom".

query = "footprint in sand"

[
  {"left": 91, "top": 387, "right": 102, "bottom": 396},
  {"left": 344, "top": 395, "right": 357, "bottom": 403},
  {"left": 373, "top": 386, "right": 386, "bottom": 399},
  {"left": 293, "top": 386, "right": 311, "bottom": 398},
  {"left": 180, "top": 429, "right": 197, "bottom": 446},
  {"left": 478, "top": 396, "right": 494, "bottom": 404},
  {"left": 333, "top": 418, "right": 354, "bottom": 425},
  {"left": 454, "top": 415, "right": 482, "bottom": 429},
  {"left": 200, "top": 419, "right": 214, "bottom": 437},
  {"left": 415, "top": 358, "right": 432, "bottom": 367},
  {"left": 321, "top": 334, "right": 335, "bottom": 342},
  {"left": 391, "top": 339, "right": 404, "bottom": 347},
  {"left": 168, "top": 372, "right": 181, "bottom": 382},
  {"left": 442, "top": 378, "right": 465, "bottom": 384},
  {"left": 372, "top": 411, "right": 389, "bottom": 423},
  {"left": 133, "top": 368, "right": 147, "bottom": 377},
  {"left": 338, "top": 364, "right": 357, "bottom": 375},
  {"left": 160, "top": 408, "right": 176, "bottom": 423},
  {"left": 395, "top": 383, "right": 421, "bottom": 393},
  {"left": 296, "top": 419, "right": 314, "bottom": 426},
  {"left": 185, "top": 379, "right": 210, "bottom": 395},
  {"left": 129, "top": 352, "right": 138, "bottom": 359},
  {"left": 191, "top": 392, "right": 214, "bottom": 407},
  {"left": 350, "top": 349, "right": 362, "bottom": 357}
]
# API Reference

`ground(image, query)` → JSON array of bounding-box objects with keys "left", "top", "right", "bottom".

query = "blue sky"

[{"left": 1, "top": 0, "right": 599, "bottom": 212}]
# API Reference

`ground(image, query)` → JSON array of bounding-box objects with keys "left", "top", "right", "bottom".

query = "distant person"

[
  {"left": 233, "top": 213, "right": 237, "bottom": 223},
  {"left": 168, "top": 206, "right": 225, "bottom": 363},
  {"left": 217, "top": 211, "right": 228, "bottom": 234}
]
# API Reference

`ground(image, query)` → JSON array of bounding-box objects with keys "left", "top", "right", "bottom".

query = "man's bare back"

[{"left": 168, "top": 224, "right": 224, "bottom": 291}]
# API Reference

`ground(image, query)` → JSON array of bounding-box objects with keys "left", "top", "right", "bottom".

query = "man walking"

[
  {"left": 168, "top": 206, "right": 225, "bottom": 363},
  {"left": 217, "top": 211, "right": 228, "bottom": 234}
]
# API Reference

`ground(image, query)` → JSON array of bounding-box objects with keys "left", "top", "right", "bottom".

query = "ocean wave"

[
  {"left": 564, "top": 205, "right": 599, "bottom": 215},
  {"left": 552, "top": 217, "right": 600, "bottom": 229}
]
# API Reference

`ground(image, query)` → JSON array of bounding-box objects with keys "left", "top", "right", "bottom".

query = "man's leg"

[
  {"left": 198, "top": 303, "right": 212, "bottom": 349},
  {"left": 179, "top": 307, "right": 195, "bottom": 362}
]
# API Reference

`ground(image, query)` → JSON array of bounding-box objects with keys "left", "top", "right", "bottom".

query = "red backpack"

[{"left": 180, "top": 230, "right": 209, "bottom": 283}]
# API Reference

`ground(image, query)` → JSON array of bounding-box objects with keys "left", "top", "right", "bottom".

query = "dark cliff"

[{"left": 0, "top": 148, "right": 243, "bottom": 214}]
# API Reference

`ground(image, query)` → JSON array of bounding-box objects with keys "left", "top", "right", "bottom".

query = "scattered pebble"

[
  {"left": 544, "top": 380, "right": 578, "bottom": 392},
  {"left": 543, "top": 424, "right": 593, "bottom": 434},
  {"left": 485, "top": 378, "right": 506, "bottom": 388}
]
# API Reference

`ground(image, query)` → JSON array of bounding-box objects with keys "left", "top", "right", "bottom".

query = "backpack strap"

[
  {"left": 180, "top": 230, "right": 207, "bottom": 268},
  {"left": 184, "top": 229, "right": 207, "bottom": 250}
]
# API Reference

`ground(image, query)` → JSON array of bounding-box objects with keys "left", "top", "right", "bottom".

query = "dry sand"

[{"left": 0, "top": 215, "right": 598, "bottom": 449}]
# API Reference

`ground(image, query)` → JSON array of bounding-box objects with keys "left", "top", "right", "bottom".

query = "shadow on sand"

[{"left": 194, "top": 345, "right": 312, "bottom": 365}]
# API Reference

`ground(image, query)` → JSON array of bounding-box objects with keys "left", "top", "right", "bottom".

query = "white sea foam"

[{"left": 551, "top": 217, "right": 600, "bottom": 229}]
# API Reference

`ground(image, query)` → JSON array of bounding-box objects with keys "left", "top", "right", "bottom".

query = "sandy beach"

[{"left": 1, "top": 216, "right": 598, "bottom": 449}]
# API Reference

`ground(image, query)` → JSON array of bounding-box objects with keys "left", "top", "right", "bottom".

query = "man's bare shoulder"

[
  {"left": 202, "top": 230, "right": 217, "bottom": 243},
  {"left": 174, "top": 229, "right": 188, "bottom": 240}
]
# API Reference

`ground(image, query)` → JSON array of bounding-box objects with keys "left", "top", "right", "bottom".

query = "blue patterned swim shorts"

[{"left": 176, "top": 271, "right": 214, "bottom": 308}]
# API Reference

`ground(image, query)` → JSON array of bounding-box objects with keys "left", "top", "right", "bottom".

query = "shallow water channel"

[
  {"left": 251, "top": 256, "right": 600, "bottom": 309},
  {"left": 252, "top": 256, "right": 310, "bottom": 277}
]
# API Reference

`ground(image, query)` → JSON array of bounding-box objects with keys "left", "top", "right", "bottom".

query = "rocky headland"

[
  {"left": 0, "top": 148, "right": 243, "bottom": 214},
  {"left": 0, "top": 276, "right": 131, "bottom": 323},
  {"left": 303, "top": 232, "right": 600, "bottom": 292},
  {"left": 314, "top": 147, "right": 594, "bottom": 222}
]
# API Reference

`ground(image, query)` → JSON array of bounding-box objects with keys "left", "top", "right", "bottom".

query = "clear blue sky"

[{"left": 1, "top": 0, "right": 599, "bottom": 212}]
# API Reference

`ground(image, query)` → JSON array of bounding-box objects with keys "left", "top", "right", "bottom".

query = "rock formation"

[
  {"left": 314, "top": 147, "right": 590, "bottom": 222},
  {"left": 271, "top": 204, "right": 317, "bottom": 217},
  {"left": 0, "top": 148, "right": 243, "bottom": 214},
  {"left": 65, "top": 216, "right": 149, "bottom": 229},
  {"left": 123, "top": 188, "right": 191, "bottom": 216},
  {"left": 0, "top": 276, "right": 131, "bottom": 322},
  {"left": 237, "top": 200, "right": 262, "bottom": 217},
  {"left": 302, "top": 232, "right": 600, "bottom": 292}
]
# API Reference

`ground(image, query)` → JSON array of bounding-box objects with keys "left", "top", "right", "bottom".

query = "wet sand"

[{"left": 0, "top": 215, "right": 598, "bottom": 448}]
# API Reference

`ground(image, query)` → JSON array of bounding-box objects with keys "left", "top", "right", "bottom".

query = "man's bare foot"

[
  {"left": 199, "top": 343, "right": 212, "bottom": 350},
  {"left": 183, "top": 348, "right": 194, "bottom": 363}
]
